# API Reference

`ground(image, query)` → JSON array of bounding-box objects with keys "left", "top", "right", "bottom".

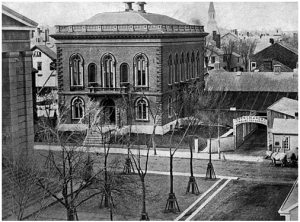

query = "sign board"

[{"left": 233, "top": 116, "right": 267, "bottom": 127}]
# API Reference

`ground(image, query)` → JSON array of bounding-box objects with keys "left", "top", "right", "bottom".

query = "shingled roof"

[
  {"left": 206, "top": 70, "right": 298, "bottom": 92},
  {"left": 268, "top": 97, "right": 298, "bottom": 117},
  {"left": 271, "top": 118, "right": 298, "bottom": 135}
]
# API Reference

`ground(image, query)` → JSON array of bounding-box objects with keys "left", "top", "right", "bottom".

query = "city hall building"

[{"left": 51, "top": 2, "right": 208, "bottom": 134}]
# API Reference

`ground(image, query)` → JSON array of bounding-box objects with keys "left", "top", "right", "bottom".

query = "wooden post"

[{"left": 194, "top": 138, "right": 198, "bottom": 153}]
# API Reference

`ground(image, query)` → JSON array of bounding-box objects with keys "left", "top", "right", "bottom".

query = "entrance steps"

[{"left": 83, "top": 126, "right": 117, "bottom": 147}]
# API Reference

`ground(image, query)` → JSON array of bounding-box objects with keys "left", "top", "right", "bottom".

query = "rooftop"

[
  {"left": 31, "top": 45, "right": 57, "bottom": 60},
  {"left": 271, "top": 118, "right": 298, "bottom": 135},
  {"left": 206, "top": 70, "right": 298, "bottom": 92},
  {"left": 279, "top": 179, "right": 298, "bottom": 214},
  {"left": 52, "top": 3, "right": 205, "bottom": 36},
  {"left": 268, "top": 97, "right": 298, "bottom": 117}
]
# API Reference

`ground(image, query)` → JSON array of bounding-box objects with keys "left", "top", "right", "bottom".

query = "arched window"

[
  {"left": 168, "top": 95, "right": 173, "bottom": 117},
  {"left": 180, "top": 53, "right": 184, "bottom": 81},
  {"left": 186, "top": 52, "right": 190, "bottom": 80},
  {"left": 168, "top": 54, "right": 173, "bottom": 85},
  {"left": 135, "top": 98, "right": 149, "bottom": 120},
  {"left": 120, "top": 63, "right": 129, "bottom": 84},
  {"left": 134, "top": 53, "right": 148, "bottom": 87},
  {"left": 71, "top": 97, "right": 84, "bottom": 119},
  {"left": 191, "top": 52, "right": 195, "bottom": 79},
  {"left": 196, "top": 51, "right": 200, "bottom": 77},
  {"left": 101, "top": 54, "right": 116, "bottom": 88},
  {"left": 174, "top": 54, "right": 179, "bottom": 83},
  {"left": 70, "top": 54, "right": 84, "bottom": 87},
  {"left": 88, "top": 63, "right": 97, "bottom": 84}
]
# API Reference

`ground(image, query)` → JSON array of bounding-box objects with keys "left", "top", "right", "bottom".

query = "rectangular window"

[
  {"left": 211, "top": 56, "right": 215, "bottom": 64},
  {"left": 251, "top": 62, "right": 256, "bottom": 69},
  {"left": 283, "top": 137, "right": 289, "bottom": 150},
  {"left": 37, "top": 62, "right": 42, "bottom": 71}
]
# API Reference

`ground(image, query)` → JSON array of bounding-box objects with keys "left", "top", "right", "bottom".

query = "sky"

[{"left": 2, "top": 1, "right": 298, "bottom": 31}]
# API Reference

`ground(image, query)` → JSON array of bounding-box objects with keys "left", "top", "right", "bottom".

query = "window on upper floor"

[
  {"left": 186, "top": 52, "right": 190, "bottom": 80},
  {"left": 196, "top": 51, "right": 200, "bottom": 77},
  {"left": 88, "top": 63, "right": 97, "bottom": 85},
  {"left": 120, "top": 63, "right": 129, "bottom": 84},
  {"left": 134, "top": 53, "right": 148, "bottom": 88},
  {"left": 180, "top": 53, "right": 185, "bottom": 82},
  {"left": 174, "top": 54, "right": 179, "bottom": 83},
  {"left": 135, "top": 97, "right": 149, "bottom": 121},
  {"left": 101, "top": 54, "right": 116, "bottom": 88},
  {"left": 168, "top": 54, "right": 173, "bottom": 85},
  {"left": 71, "top": 96, "right": 84, "bottom": 120},
  {"left": 70, "top": 54, "right": 84, "bottom": 87},
  {"left": 191, "top": 52, "right": 195, "bottom": 79},
  {"left": 37, "top": 62, "right": 42, "bottom": 71}
]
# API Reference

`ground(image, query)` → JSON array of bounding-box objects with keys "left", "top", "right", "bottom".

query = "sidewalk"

[{"left": 34, "top": 144, "right": 265, "bottom": 163}]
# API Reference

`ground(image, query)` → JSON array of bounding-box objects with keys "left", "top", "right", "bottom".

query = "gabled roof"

[
  {"left": 268, "top": 97, "right": 298, "bottom": 117},
  {"left": 75, "top": 11, "right": 187, "bottom": 26},
  {"left": 271, "top": 118, "right": 298, "bottom": 135},
  {"left": 206, "top": 70, "right": 298, "bottom": 92},
  {"left": 221, "top": 32, "right": 239, "bottom": 40},
  {"left": 31, "top": 45, "right": 57, "bottom": 60},
  {"left": 254, "top": 42, "right": 298, "bottom": 56},
  {"left": 279, "top": 179, "right": 298, "bottom": 215},
  {"left": 278, "top": 41, "right": 298, "bottom": 55},
  {"left": 2, "top": 5, "right": 38, "bottom": 28}
]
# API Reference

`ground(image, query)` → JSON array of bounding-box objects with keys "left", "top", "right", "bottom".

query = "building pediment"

[{"left": 2, "top": 5, "right": 38, "bottom": 30}]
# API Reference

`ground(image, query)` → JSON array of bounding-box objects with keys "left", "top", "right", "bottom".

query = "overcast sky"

[{"left": 2, "top": 1, "right": 298, "bottom": 31}]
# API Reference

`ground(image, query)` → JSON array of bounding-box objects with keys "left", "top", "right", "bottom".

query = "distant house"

[
  {"left": 267, "top": 97, "right": 298, "bottom": 156},
  {"left": 250, "top": 42, "right": 298, "bottom": 72},
  {"left": 31, "top": 45, "right": 58, "bottom": 118},
  {"left": 31, "top": 45, "right": 57, "bottom": 93},
  {"left": 278, "top": 179, "right": 298, "bottom": 221}
]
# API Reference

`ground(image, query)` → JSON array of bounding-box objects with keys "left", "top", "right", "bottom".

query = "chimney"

[
  {"left": 216, "top": 34, "right": 221, "bottom": 49},
  {"left": 136, "top": 2, "right": 146, "bottom": 13},
  {"left": 273, "top": 64, "right": 281, "bottom": 74},
  {"left": 269, "top": 38, "right": 274, "bottom": 45},
  {"left": 124, "top": 2, "right": 134, "bottom": 11},
  {"left": 213, "top": 31, "right": 217, "bottom": 41},
  {"left": 214, "top": 61, "right": 220, "bottom": 70}
]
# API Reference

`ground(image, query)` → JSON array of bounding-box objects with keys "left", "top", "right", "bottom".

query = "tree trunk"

[
  {"left": 67, "top": 207, "right": 76, "bottom": 221},
  {"left": 170, "top": 154, "right": 173, "bottom": 194},
  {"left": 189, "top": 143, "right": 193, "bottom": 177},
  {"left": 141, "top": 177, "right": 146, "bottom": 214}
]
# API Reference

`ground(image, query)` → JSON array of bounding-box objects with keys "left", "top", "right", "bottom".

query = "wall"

[
  {"left": 202, "top": 136, "right": 234, "bottom": 153},
  {"left": 290, "top": 207, "right": 298, "bottom": 221},
  {"left": 272, "top": 134, "right": 298, "bottom": 157}
]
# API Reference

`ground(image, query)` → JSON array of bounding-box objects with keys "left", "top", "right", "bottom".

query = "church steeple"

[
  {"left": 206, "top": 2, "right": 219, "bottom": 35},
  {"left": 208, "top": 2, "right": 216, "bottom": 20}
]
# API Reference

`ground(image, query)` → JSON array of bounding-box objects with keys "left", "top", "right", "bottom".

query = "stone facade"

[
  {"left": 2, "top": 5, "right": 38, "bottom": 160},
  {"left": 51, "top": 3, "right": 207, "bottom": 134}
]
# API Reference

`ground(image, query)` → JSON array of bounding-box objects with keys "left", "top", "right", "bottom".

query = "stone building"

[
  {"left": 51, "top": 2, "right": 208, "bottom": 135},
  {"left": 2, "top": 5, "right": 38, "bottom": 159}
]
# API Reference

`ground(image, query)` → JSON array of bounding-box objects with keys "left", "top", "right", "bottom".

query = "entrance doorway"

[{"left": 101, "top": 98, "right": 115, "bottom": 125}]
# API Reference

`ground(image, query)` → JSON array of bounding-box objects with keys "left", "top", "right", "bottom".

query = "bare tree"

[
  {"left": 238, "top": 38, "right": 257, "bottom": 71},
  {"left": 222, "top": 38, "right": 239, "bottom": 71},
  {"left": 33, "top": 105, "right": 103, "bottom": 221},
  {"left": 204, "top": 35, "right": 220, "bottom": 72},
  {"left": 130, "top": 138, "right": 151, "bottom": 221}
]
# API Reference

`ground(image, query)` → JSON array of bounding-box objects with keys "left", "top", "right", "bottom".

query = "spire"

[{"left": 208, "top": 2, "right": 215, "bottom": 13}]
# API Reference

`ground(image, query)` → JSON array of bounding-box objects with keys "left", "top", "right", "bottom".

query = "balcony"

[{"left": 87, "top": 86, "right": 129, "bottom": 96}]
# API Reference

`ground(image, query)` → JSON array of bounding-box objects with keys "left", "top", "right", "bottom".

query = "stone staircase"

[{"left": 83, "top": 126, "right": 117, "bottom": 147}]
